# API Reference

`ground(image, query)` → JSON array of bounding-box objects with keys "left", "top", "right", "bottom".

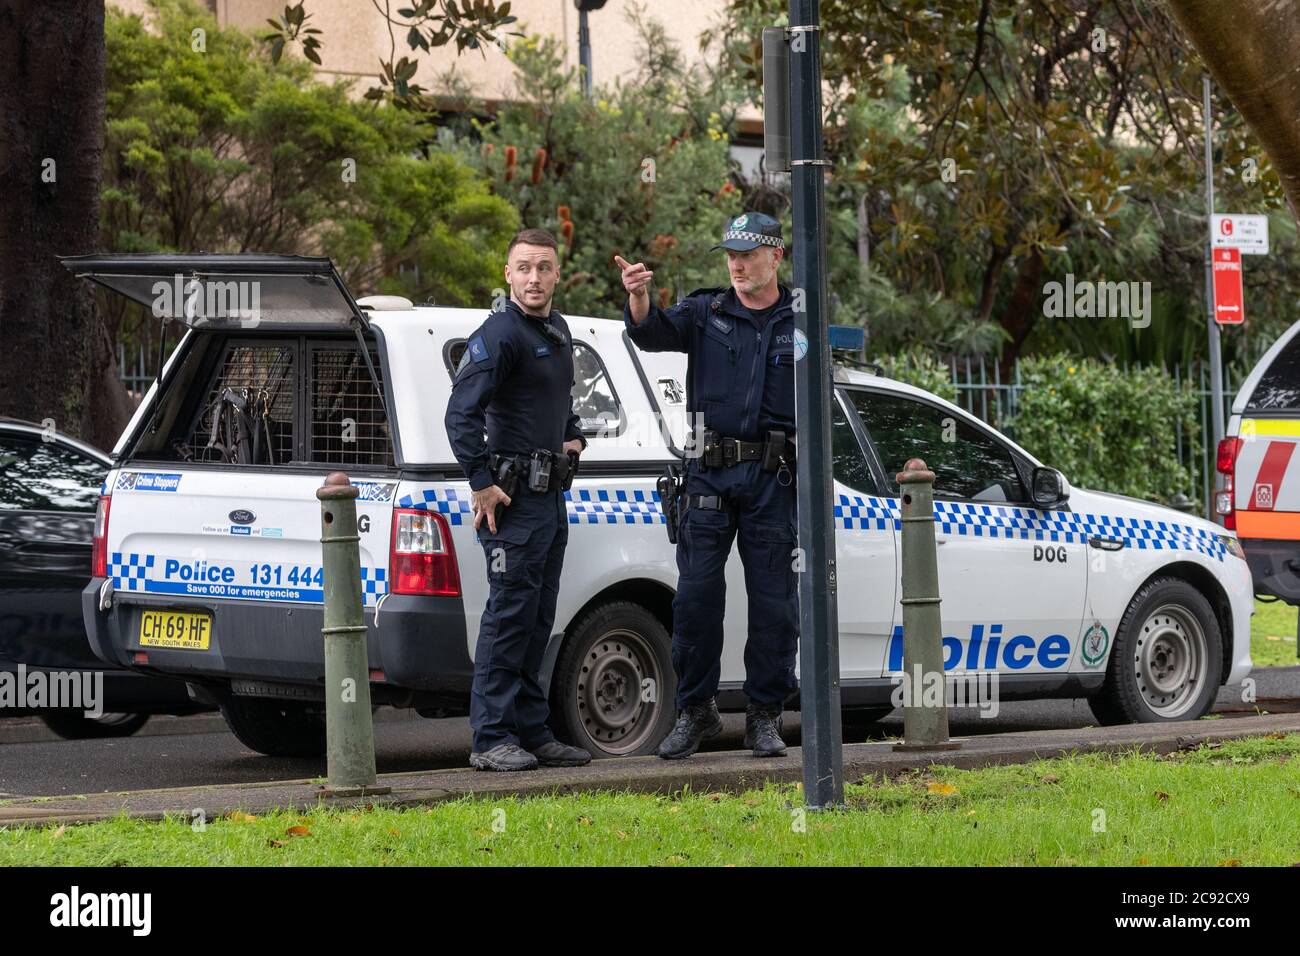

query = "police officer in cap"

[
  {"left": 616, "top": 211, "right": 798, "bottom": 759},
  {"left": 446, "top": 227, "right": 593, "bottom": 772}
]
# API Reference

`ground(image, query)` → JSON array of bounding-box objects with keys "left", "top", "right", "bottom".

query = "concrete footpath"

[{"left": 2, "top": 713, "right": 1298, "bottom": 827}]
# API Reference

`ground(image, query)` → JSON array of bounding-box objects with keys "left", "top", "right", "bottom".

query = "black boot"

[
  {"left": 656, "top": 699, "right": 723, "bottom": 759},
  {"left": 743, "top": 703, "right": 786, "bottom": 757}
]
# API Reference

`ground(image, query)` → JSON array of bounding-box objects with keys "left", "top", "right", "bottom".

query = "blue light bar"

[{"left": 828, "top": 325, "right": 865, "bottom": 353}]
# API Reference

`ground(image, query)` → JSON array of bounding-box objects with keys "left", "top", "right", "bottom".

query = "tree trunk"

[
  {"left": 1168, "top": 0, "right": 1300, "bottom": 217},
  {"left": 0, "top": 0, "right": 130, "bottom": 450},
  {"left": 998, "top": 247, "right": 1044, "bottom": 375}
]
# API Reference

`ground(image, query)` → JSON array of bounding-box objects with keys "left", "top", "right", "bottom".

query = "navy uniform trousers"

[
  {"left": 470, "top": 485, "right": 568, "bottom": 752},
  {"left": 672, "top": 458, "right": 799, "bottom": 709}
]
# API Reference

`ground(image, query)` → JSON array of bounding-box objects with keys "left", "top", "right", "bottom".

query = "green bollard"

[
  {"left": 317, "top": 471, "right": 389, "bottom": 796},
  {"left": 894, "top": 458, "right": 961, "bottom": 752}
]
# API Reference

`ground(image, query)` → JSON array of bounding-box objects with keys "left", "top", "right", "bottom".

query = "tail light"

[
  {"left": 1217, "top": 437, "right": 1242, "bottom": 475},
  {"left": 389, "top": 508, "right": 460, "bottom": 596},
  {"left": 92, "top": 495, "right": 111, "bottom": 578},
  {"left": 1216, "top": 437, "right": 1241, "bottom": 530}
]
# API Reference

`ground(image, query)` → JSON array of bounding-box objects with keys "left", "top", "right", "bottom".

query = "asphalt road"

[{"left": 1, "top": 667, "right": 1297, "bottom": 798}]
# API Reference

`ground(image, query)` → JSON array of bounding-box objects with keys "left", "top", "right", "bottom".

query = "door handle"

[{"left": 1088, "top": 536, "right": 1126, "bottom": 551}]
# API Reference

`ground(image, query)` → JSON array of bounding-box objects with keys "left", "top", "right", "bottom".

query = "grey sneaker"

[
  {"left": 530, "top": 740, "right": 593, "bottom": 767},
  {"left": 469, "top": 743, "right": 539, "bottom": 772}
]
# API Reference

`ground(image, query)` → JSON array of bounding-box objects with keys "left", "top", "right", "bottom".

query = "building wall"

[{"left": 114, "top": 0, "right": 733, "bottom": 102}]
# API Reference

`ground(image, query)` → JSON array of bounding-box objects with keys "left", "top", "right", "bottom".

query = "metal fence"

[
  {"left": 945, "top": 355, "right": 1258, "bottom": 513},
  {"left": 118, "top": 343, "right": 162, "bottom": 397}
]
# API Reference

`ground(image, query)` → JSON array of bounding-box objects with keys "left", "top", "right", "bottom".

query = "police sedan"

[{"left": 68, "top": 254, "right": 1252, "bottom": 758}]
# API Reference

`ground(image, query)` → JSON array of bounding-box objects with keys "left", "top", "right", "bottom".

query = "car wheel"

[
  {"left": 1089, "top": 577, "right": 1223, "bottom": 725},
  {"left": 550, "top": 601, "right": 676, "bottom": 758},
  {"left": 840, "top": 706, "right": 893, "bottom": 741},
  {"left": 219, "top": 697, "right": 325, "bottom": 757},
  {"left": 40, "top": 711, "right": 151, "bottom": 740}
]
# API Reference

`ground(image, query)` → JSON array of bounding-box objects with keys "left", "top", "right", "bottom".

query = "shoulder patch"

[{"left": 468, "top": 335, "right": 491, "bottom": 364}]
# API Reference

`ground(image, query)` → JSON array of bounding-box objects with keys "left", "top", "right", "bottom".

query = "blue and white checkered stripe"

[
  {"left": 397, "top": 488, "right": 474, "bottom": 524},
  {"left": 360, "top": 567, "right": 387, "bottom": 602},
  {"left": 107, "top": 552, "right": 154, "bottom": 591},
  {"left": 567, "top": 488, "right": 664, "bottom": 525},
  {"left": 399, "top": 486, "right": 667, "bottom": 526},
  {"left": 397, "top": 484, "right": 1224, "bottom": 561},
  {"left": 835, "top": 495, "right": 900, "bottom": 530},
  {"left": 105, "top": 554, "right": 388, "bottom": 605},
  {"left": 835, "top": 494, "right": 1226, "bottom": 561}
]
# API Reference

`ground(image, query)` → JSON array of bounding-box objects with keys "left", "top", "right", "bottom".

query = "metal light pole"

[
  {"left": 575, "top": 0, "right": 608, "bottom": 99},
  {"left": 788, "top": 0, "right": 843, "bottom": 810},
  {"left": 1203, "top": 75, "right": 1226, "bottom": 519}
]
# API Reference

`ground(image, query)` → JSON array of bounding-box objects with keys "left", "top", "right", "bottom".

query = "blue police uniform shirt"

[
  {"left": 445, "top": 299, "right": 586, "bottom": 491},
  {"left": 624, "top": 284, "right": 796, "bottom": 441}
]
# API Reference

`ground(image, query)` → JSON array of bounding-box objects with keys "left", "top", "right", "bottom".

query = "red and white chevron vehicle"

[
  {"left": 65, "top": 254, "right": 1253, "bottom": 759},
  {"left": 1219, "top": 320, "right": 1300, "bottom": 616}
]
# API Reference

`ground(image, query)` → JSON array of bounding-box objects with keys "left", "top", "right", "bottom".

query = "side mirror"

[{"left": 1031, "top": 466, "right": 1071, "bottom": 510}]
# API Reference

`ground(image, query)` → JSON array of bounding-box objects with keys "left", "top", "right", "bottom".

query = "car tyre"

[
  {"left": 1089, "top": 577, "right": 1223, "bottom": 725},
  {"left": 219, "top": 697, "right": 326, "bottom": 757},
  {"left": 40, "top": 711, "right": 151, "bottom": 740},
  {"left": 550, "top": 601, "right": 676, "bottom": 758},
  {"left": 840, "top": 706, "right": 893, "bottom": 741}
]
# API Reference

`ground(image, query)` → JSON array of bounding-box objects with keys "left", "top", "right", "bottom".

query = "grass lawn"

[
  {"left": 4, "top": 734, "right": 1300, "bottom": 866},
  {"left": 1251, "top": 598, "right": 1299, "bottom": 668}
]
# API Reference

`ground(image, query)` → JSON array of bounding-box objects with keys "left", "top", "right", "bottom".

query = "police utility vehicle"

[
  {"left": 1219, "top": 318, "right": 1300, "bottom": 624},
  {"left": 66, "top": 254, "right": 1253, "bottom": 758}
]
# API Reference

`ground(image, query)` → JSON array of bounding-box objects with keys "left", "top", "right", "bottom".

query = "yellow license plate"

[{"left": 139, "top": 610, "right": 211, "bottom": 650}]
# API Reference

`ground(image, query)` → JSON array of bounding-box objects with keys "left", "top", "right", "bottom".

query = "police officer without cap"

[
  {"left": 617, "top": 211, "right": 798, "bottom": 759},
  {"left": 445, "top": 227, "right": 592, "bottom": 772}
]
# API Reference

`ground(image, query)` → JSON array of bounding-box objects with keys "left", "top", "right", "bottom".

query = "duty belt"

[
  {"left": 489, "top": 448, "right": 576, "bottom": 494},
  {"left": 698, "top": 428, "right": 795, "bottom": 472}
]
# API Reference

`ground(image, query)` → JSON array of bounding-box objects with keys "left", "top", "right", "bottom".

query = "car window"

[
  {"left": 848, "top": 390, "right": 1027, "bottom": 502},
  {"left": 444, "top": 338, "right": 468, "bottom": 377},
  {"left": 831, "top": 396, "right": 875, "bottom": 494},
  {"left": 1249, "top": 335, "right": 1300, "bottom": 411},
  {"left": 571, "top": 341, "right": 622, "bottom": 435},
  {"left": 443, "top": 337, "right": 624, "bottom": 437},
  {"left": 0, "top": 435, "right": 105, "bottom": 512}
]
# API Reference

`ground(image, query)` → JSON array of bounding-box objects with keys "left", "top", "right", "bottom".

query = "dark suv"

[{"left": 0, "top": 418, "right": 204, "bottom": 737}]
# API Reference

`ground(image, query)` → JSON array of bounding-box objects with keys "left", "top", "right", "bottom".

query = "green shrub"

[
  {"left": 444, "top": 14, "right": 744, "bottom": 318},
  {"left": 872, "top": 349, "right": 957, "bottom": 402},
  {"left": 104, "top": 0, "right": 517, "bottom": 343},
  {"left": 1007, "top": 354, "right": 1198, "bottom": 502}
]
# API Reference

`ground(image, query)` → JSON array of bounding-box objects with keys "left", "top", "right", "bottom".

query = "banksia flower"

[
  {"left": 560, "top": 219, "right": 575, "bottom": 249},
  {"left": 504, "top": 145, "right": 517, "bottom": 182},
  {"left": 650, "top": 234, "right": 678, "bottom": 258},
  {"left": 557, "top": 204, "right": 572, "bottom": 222},
  {"left": 531, "top": 148, "right": 547, "bottom": 185}
]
